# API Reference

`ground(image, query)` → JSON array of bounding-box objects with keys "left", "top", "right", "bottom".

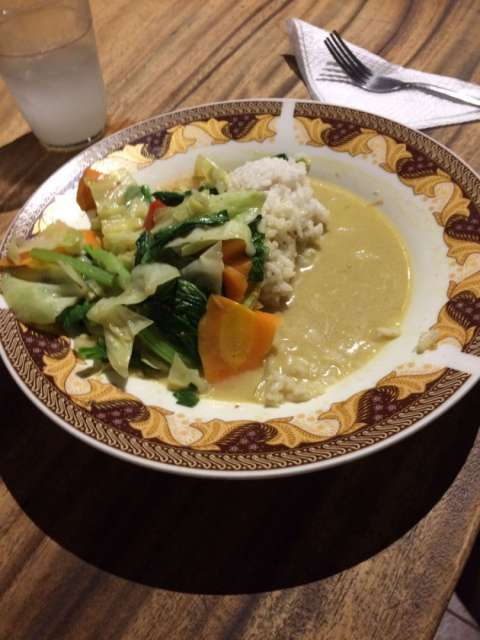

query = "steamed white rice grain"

[{"left": 229, "top": 157, "right": 328, "bottom": 309}]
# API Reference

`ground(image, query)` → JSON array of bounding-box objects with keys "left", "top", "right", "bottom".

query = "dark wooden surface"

[{"left": 1, "top": 1, "right": 480, "bottom": 638}]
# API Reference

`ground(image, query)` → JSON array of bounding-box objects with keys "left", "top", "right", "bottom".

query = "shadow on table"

[
  {"left": 0, "top": 365, "right": 478, "bottom": 595},
  {"left": 0, "top": 133, "right": 79, "bottom": 211}
]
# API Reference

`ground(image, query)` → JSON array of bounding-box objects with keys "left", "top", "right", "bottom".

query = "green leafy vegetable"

[
  {"left": 86, "top": 263, "right": 179, "bottom": 377},
  {"left": 167, "top": 213, "right": 256, "bottom": 257},
  {"left": 77, "top": 338, "right": 108, "bottom": 361},
  {"left": 0, "top": 273, "right": 81, "bottom": 325},
  {"left": 30, "top": 248, "right": 115, "bottom": 288},
  {"left": 85, "top": 245, "right": 131, "bottom": 290},
  {"left": 296, "top": 155, "right": 311, "bottom": 171},
  {"left": 123, "top": 184, "right": 153, "bottom": 204},
  {"left": 145, "top": 278, "right": 207, "bottom": 366},
  {"left": 87, "top": 263, "right": 179, "bottom": 323},
  {"left": 57, "top": 299, "right": 94, "bottom": 333},
  {"left": 135, "top": 210, "right": 229, "bottom": 265},
  {"left": 152, "top": 190, "right": 192, "bottom": 206},
  {"left": 141, "top": 185, "right": 153, "bottom": 201},
  {"left": 243, "top": 285, "right": 261, "bottom": 309},
  {"left": 137, "top": 325, "right": 177, "bottom": 365},
  {"left": 274, "top": 153, "right": 288, "bottom": 160},
  {"left": 173, "top": 384, "right": 199, "bottom": 407},
  {"left": 198, "top": 185, "right": 219, "bottom": 195},
  {"left": 248, "top": 216, "right": 268, "bottom": 282},
  {"left": 150, "top": 190, "right": 265, "bottom": 233}
]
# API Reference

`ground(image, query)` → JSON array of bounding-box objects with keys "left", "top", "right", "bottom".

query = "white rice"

[
  {"left": 416, "top": 328, "right": 439, "bottom": 354},
  {"left": 229, "top": 157, "right": 329, "bottom": 309}
]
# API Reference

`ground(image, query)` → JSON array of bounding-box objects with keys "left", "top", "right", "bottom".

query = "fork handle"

[{"left": 405, "top": 81, "right": 480, "bottom": 108}]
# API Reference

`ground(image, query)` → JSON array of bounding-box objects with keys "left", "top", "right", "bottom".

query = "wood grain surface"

[{"left": 1, "top": 1, "right": 480, "bottom": 639}]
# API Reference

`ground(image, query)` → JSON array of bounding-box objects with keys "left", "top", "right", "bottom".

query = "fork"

[{"left": 324, "top": 31, "right": 480, "bottom": 107}]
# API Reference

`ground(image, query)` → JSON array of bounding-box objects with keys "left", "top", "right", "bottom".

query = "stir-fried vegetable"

[
  {"left": 85, "top": 245, "right": 131, "bottom": 290},
  {"left": 86, "top": 263, "right": 179, "bottom": 376},
  {"left": 135, "top": 210, "right": 229, "bottom": 265},
  {"left": 85, "top": 169, "right": 150, "bottom": 257},
  {"left": 0, "top": 153, "right": 293, "bottom": 405},
  {"left": 198, "top": 295, "right": 280, "bottom": 382},
  {"left": 194, "top": 155, "right": 230, "bottom": 193},
  {"left": 5, "top": 221, "right": 86, "bottom": 265},
  {"left": 166, "top": 213, "right": 256, "bottom": 257},
  {"left": 77, "top": 337, "right": 108, "bottom": 362},
  {"left": 248, "top": 216, "right": 268, "bottom": 282},
  {"left": 100, "top": 306, "right": 153, "bottom": 378},
  {"left": 152, "top": 190, "right": 192, "bottom": 206},
  {"left": 0, "top": 273, "right": 81, "bottom": 325},
  {"left": 144, "top": 199, "right": 166, "bottom": 231},
  {"left": 173, "top": 385, "right": 200, "bottom": 407},
  {"left": 77, "top": 168, "right": 103, "bottom": 211},
  {"left": 137, "top": 325, "right": 177, "bottom": 365},
  {"left": 57, "top": 299, "right": 94, "bottom": 334},
  {"left": 144, "top": 278, "right": 207, "bottom": 366},
  {"left": 167, "top": 353, "right": 208, "bottom": 392},
  {"left": 30, "top": 248, "right": 116, "bottom": 288},
  {"left": 181, "top": 242, "right": 224, "bottom": 294},
  {"left": 152, "top": 190, "right": 266, "bottom": 230},
  {"left": 222, "top": 266, "right": 248, "bottom": 302}
]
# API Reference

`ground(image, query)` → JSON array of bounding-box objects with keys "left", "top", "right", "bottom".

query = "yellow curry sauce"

[{"left": 208, "top": 178, "right": 411, "bottom": 403}]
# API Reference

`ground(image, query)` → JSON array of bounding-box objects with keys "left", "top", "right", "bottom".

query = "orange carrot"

[
  {"left": 198, "top": 294, "right": 280, "bottom": 383},
  {"left": 81, "top": 229, "right": 102, "bottom": 248},
  {"left": 76, "top": 168, "right": 102, "bottom": 211},
  {"left": 228, "top": 257, "right": 251, "bottom": 278},
  {"left": 222, "top": 239, "right": 246, "bottom": 263},
  {"left": 222, "top": 239, "right": 252, "bottom": 274},
  {"left": 223, "top": 265, "right": 248, "bottom": 302},
  {"left": 0, "top": 251, "right": 35, "bottom": 269}
]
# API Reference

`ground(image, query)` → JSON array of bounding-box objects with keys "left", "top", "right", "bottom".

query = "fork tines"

[{"left": 325, "top": 31, "right": 372, "bottom": 81}]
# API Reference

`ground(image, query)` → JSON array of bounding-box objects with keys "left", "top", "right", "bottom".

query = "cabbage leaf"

[
  {"left": 86, "top": 170, "right": 150, "bottom": 255},
  {"left": 87, "top": 263, "right": 179, "bottom": 376},
  {"left": 7, "top": 221, "right": 84, "bottom": 263},
  {"left": 181, "top": 242, "right": 223, "bottom": 293},
  {"left": 0, "top": 273, "right": 81, "bottom": 325},
  {"left": 166, "top": 214, "right": 256, "bottom": 257},
  {"left": 167, "top": 352, "right": 208, "bottom": 393},
  {"left": 193, "top": 155, "right": 230, "bottom": 193},
  {"left": 152, "top": 190, "right": 266, "bottom": 230}
]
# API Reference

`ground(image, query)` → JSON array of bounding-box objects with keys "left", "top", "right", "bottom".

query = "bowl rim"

[{"left": 2, "top": 97, "right": 480, "bottom": 479}]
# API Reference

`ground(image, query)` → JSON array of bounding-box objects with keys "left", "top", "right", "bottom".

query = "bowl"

[{"left": 1, "top": 98, "right": 480, "bottom": 478}]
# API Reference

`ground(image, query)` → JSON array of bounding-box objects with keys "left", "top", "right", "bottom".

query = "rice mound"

[{"left": 229, "top": 157, "right": 329, "bottom": 309}]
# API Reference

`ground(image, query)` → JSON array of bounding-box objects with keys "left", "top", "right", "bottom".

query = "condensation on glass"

[{"left": 0, "top": 0, "right": 107, "bottom": 151}]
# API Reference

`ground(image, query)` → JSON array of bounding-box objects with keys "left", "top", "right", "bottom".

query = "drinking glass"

[{"left": 0, "top": 0, "right": 107, "bottom": 151}]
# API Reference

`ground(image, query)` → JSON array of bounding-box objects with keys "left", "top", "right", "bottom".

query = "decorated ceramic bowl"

[{"left": 1, "top": 99, "right": 480, "bottom": 478}]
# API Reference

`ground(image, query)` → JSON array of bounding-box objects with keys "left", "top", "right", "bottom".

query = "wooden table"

[{"left": 1, "top": 1, "right": 480, "bottom": 638}]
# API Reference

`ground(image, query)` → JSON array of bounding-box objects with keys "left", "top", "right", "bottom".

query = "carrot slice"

[
  {"left": 76, "top": 168, "right": 102, "bottom": 212},
  {"left": 222, "top": 239, "right": 246, "bottom": 263},
  {"left": 223, "top": 265, "right": 248, "bottom": 302},
  {"left": 81, "top": 229, "right": 102, "bottom": 248},
  {"left": 228, "top": 257, "right": 251, "bottom": 278},
  {"left": 0, "top": 251, "right": 35, "bottom": 269},
  {"left": 198, "top": 295, "right": 280, "bottom": 383}
]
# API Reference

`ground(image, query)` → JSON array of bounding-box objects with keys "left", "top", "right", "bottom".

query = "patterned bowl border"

[{"left": 1, "top": 99, "right": 480, "bottom": 478}]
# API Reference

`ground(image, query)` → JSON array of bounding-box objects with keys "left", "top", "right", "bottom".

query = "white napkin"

[{"left": 288, "top": 19, "right": 480, "bottom": 130}]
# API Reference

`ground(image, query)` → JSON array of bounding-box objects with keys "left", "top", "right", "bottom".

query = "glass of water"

[{"left": 0, "top": 0, "right": 107, "bottom": 151}]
